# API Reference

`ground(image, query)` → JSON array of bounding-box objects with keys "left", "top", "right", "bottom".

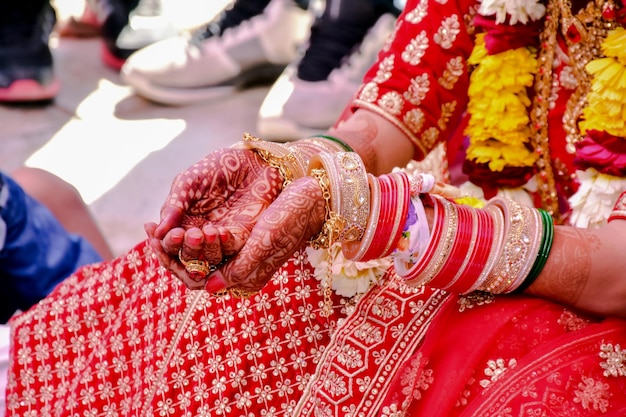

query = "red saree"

[{"left": 6, "top": 241, "right": 626, "bottom": 416}]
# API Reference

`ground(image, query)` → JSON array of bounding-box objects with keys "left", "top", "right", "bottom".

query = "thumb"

[{"left": 154, "top": 206, "right": 184, "bottom": 239}]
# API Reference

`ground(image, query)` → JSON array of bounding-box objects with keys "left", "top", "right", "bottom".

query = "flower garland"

[
  {"left": 305, "top": 244, "right": 391, "bottom": 299},
  {"left": 463, "top": 0, "right": 546, "bottom": 195},
  {"left": 479, "top": 0, "right": 546, "bottom": 24},
  {"left": 465, "top": 33, "right": 539, "bottom": 172},
  {"left": 570, "top": 25, "right": 626, "bottom": 226},
  {"left": 466, "top": 0, "right": 626, "bottom": 225}
]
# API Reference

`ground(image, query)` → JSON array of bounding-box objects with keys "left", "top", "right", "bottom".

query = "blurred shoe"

[
  {"left": 0, "top": 3, "right": 59, "bottom": 102},
  {"left": 92, "top": 0, "right": 177, "bottom": 70},
  {"left": 120, "top": 0, "right": 312, "bottom": 105},
  {"left": 105, "top": 0, "right": 178, "bottom": 70},
  {"left": 57, "top": 1, "right": 102, "bottom": 38},
  {"left": 257, "top": 13, "right": 397, "bottom": 140}
]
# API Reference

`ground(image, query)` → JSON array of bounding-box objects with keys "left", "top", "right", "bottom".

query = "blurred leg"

[
  {"left": 121, "top": 0, "right": 312, "bottom": 105},
  {"left": 257, "top": 0, "right": 400, "bottom": 139},
  {"left": 11, "top": 167, "right": 114, "bottom": 260}
]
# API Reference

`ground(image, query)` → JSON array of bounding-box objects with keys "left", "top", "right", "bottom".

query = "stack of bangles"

[
  {"left": 304, "top": 151, "right": 555, "bottom": 296},
  {"left": 190, "top": 133, "right": 556, "bottom": 297},
  {"left": 393, "top": 195, "right": 555, "bottom": 294}
]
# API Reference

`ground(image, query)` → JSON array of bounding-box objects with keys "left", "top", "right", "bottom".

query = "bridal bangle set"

[
  {"left": 399, "top": 195, "right": 555, "bottom": 294},
  {"left": 245, "top": 134, "right": 555, "bottom": 295},
  {"left": 238, "top": 133, "right": 349, "bottom": 187},
  {"left": 305, "top": 151, "right": 555, "bottom": 295}
]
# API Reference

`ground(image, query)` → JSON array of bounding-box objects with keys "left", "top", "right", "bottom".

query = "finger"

[
  {"left": 179, "top": 227, "right": 205, "bottom": 261},
  {"left": 216, "top": 226, "right": 248, "bottom": 256},
  {"left": 148, "top": 237, "right": 205, "bottom": 289},
  {"left": 204, "top": 270, "right": 229, "bottom": 293},
  {"left": 201, "top": 224, "right": 223, "bottom": 265},
  {"left": 154, "top": 206, "right": 184, "bottom": 239},
  {"left": 144, "top": 222, "right": 157, "bottom": 239},
  {"left": 160, "top": 227, "right": 185, "bottom": 256}
]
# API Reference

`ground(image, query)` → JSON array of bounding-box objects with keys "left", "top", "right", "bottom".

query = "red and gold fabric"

[
  {"left": 7, "top": 241, "right": 626, "bottom": 416},
  {"left": 6, "top": 0, "right": 626, "bottom": 415}
]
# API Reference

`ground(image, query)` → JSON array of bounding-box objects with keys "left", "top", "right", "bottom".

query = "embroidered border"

[{"left": 294, "top": 271, "right": 450, "bottom": 416}]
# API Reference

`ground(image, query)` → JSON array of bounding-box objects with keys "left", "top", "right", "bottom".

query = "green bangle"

[
  {"left": 515, "top": 209, "right": 554, "bottom": 293},
  {"left": 312, "top": 135, "right": 354, "bottom": 152}
]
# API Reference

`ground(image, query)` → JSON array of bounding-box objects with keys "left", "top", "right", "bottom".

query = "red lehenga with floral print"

[
  {"left": 6, "top": 241, "right": 626, "bottom": 416},
  {"left": 6, "top": 243, "right": 343, "bottom": 416},
  {"left": 6, "top": 0, "right": 626, "bottom": 414}
]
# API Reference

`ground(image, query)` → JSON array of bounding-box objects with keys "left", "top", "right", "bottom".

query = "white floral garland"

[
  {"left": 478, "top": 0, "right": 546, "bottom": 24},
  {"left": 306, "top": 244, "right": 391, "bottom": 298},
  {"left": 569, "top": 169, "right": 626, "bottom": 227}
]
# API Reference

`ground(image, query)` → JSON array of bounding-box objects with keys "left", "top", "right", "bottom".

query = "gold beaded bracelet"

[
  {"left": 238, "top": 132, "right": 306, "bottom": 188},
  {"left": 308, "top": 167, "right": 348, "bottom": 316},
  {"left": 308, "top": 152, "right": 369, "bottom": 243},
  {"left": 308, "top": 168, "right": 347, "bottom": 250}
]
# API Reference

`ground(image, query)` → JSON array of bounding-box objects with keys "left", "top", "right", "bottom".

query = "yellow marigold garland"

[
  {"left": 465, "top": 33, "right": 539, "bottom": 171},
  {"left": 569, "top": 26, "right": 626, "bottom": 227},
  {"left": 579, "top": 27, "right": 626, "bottom": 138}
]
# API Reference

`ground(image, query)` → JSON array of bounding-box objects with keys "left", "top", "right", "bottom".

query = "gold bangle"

[
  {"left": 342, "top": 174, "right": 380, "bottom": 261},
  {"left": 505, "top": 207, "right": 543, "bottom": 293},
  {"left": 479, "top": 198, "right": 536, "bottom": 294},
  {"left": 335, "top": 153, "right": 369, "bottom": 242}
]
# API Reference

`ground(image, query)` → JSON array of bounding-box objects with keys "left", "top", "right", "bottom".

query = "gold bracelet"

[
  {"left": 309, "top": 152, "right": 369, "bottom": 243},
  {"left": 308, "top": 167, "right": 345, "bottom": 317},
  {"left": 239, "top": 132, "right": 307, "bottom": 187},
  {"left": 342, "top": 174, "right": 380, "bottom": 261},
  {"left": 479, "top": 198, "right": 537, "bottom": 294},
  {"left": 308, "top": 168, "right": 347, "bottom": 250}
]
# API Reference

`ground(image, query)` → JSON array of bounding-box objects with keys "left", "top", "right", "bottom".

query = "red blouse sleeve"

[{"left": 337, "top": 0, "right": 479, "bottom": 160}]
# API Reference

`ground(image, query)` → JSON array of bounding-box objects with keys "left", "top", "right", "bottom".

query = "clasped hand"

[{"left": 145, "top": 147, "right": 325, "bottom": 293}]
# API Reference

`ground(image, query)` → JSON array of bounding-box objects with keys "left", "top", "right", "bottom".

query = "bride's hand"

[
  {"left": 145, "top": 147, "right": 284, "bottom": 288},
  {"left": 203, "top": 175, "right": 326, "bottom": 293}
]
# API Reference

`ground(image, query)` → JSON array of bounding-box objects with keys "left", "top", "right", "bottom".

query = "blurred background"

[{"left": 1, "top": 0, "right": 268, "bottom": 256}]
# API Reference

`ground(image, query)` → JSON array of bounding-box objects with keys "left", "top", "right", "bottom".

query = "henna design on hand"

[
  {"left": 527, "top": 226, "right": 592, "bottom": 307},
  {"left": 162, "top": 148, "right": 282, "bottom": 244},
  {"left": 223, "top": 176, "right": 326, "bottom": 291},
  {"left": 151, "top": 148, "right": 285, "bottom": 285},
  {"left": 330, "top": 113, "right": 379, "bottom": 173}
]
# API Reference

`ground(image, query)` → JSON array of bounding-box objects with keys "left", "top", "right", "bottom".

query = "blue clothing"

[{"left": 0, "top": 172, "right": 102, "bottom": 323}]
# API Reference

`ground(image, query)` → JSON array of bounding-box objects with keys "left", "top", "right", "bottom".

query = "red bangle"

[
  {"left": 403, "top": 197, "right": 456, "bottom": 287},
  {"left": 437, "top": 204, "right": 479, "bottom": 291},
  {"left": 380, "top": 172, "right": 411, "bottom": 258},
  {"left": 428, "top": 203, "right": 474, "bottom": 289},
  {"left": 361, "top": 174, "right": 398, "bottom": 261},
  {"left": 450, "top": 207, "right": 495, "bottom": 293},
  {"left": 401, "top": 196, "right": 446, "bottom": 286},
  {"left": 609, "top": 190, "right": 626, "bottom": 223}
]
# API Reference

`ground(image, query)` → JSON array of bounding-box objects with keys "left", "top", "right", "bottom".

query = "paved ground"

[{"left": 0, "top": 0, "right": 277, "bottom": 256}]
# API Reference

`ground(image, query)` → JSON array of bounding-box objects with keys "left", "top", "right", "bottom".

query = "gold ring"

[{"left": 178, "top": 249, "right": 214, "bottom": 279}]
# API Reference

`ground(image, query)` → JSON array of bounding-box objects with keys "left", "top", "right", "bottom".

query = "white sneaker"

[
  {"left": 120, "top": 0, "right": 312, "bottom": 105},
  {"left": 257, "top": 13, "right": 397, "bottom": 141}
]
